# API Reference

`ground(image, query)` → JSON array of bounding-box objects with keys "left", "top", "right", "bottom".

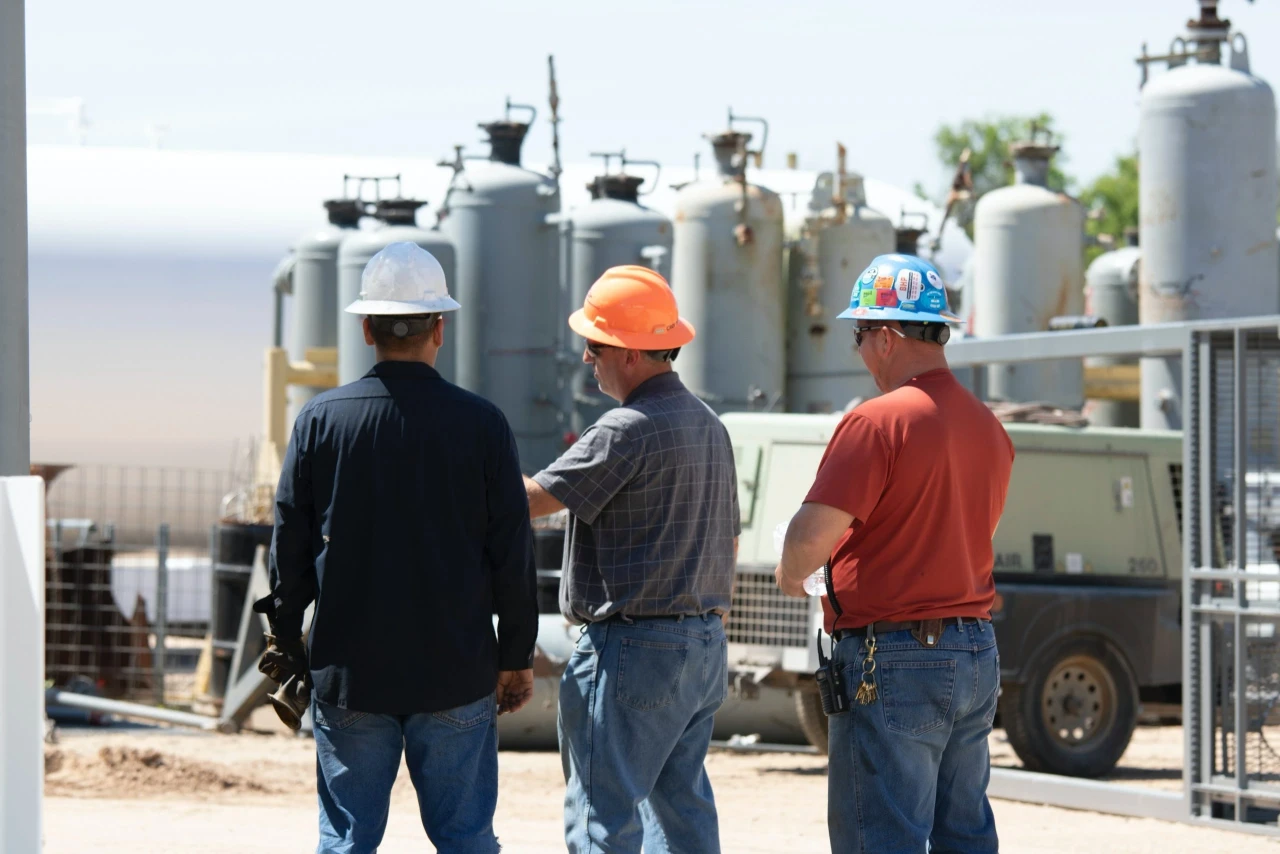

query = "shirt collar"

[
  {"left": 624, "top": 371, "right": 685, "bottom": 405},
  {"left": 366, "top": 360, "right": 443, "bottom": 381}
]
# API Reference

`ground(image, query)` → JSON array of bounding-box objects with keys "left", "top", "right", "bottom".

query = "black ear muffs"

[{"left": 903, "top": 322, "right": 951, "bottom": 345}]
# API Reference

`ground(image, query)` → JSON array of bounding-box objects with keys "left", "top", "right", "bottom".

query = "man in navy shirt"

[{"left": 258, "top": 242, "right": 538, "bottom": 854}]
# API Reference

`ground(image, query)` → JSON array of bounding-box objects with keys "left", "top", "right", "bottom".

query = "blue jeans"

[
  {"left": 558, "top": 614, "right": 728, "bottom": 854},
  {"left": 312, "top": 693, "right": 499, "bottom": 854},
  {"left": 828, "top": 621, "right": 1000, "bottom": 854}
]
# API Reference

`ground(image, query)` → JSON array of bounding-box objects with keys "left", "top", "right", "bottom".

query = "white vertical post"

[
  {"left": 0, "top": 0, "right": 31, "bottom": 477},
  {"left": 0, "top": 476, "right": 46, "bottom": 854}
]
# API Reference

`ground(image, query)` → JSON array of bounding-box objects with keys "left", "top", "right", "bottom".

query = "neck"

[
  {"left": 616, "top": 363, "right": 672, "bottom": 401},
  {"left": 882, "top": 348, "right": 948, "bottom": 392},
  {"left": 375, "top": 347, "right": 438, "bottom": 368}
]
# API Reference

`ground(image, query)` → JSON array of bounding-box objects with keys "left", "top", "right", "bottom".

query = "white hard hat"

[{"left": 344, "top": 242, "right": 461, "bottom": 316}]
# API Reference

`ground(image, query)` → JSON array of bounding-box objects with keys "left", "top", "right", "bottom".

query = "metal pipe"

[
  {"left": 270, "top": 255, "right": 294, "bottom": 349},
  {"left": 46, "top": 690, "right": 221, "bottom": 731},
  {"left": 1197, "top": 336, "right": 1215, "bottom": 788},
  {"left": 811, "top": 315, "right": 1280, "bottom": 377},
  {"left": 1182, "top": 329, "right": 1197, "bottom": 813},
  {"left": 153, "top": 523, "right": 170, "bottom": 706},
  {"left": 0, "top": 0, "right": 30, "bottom": 476},
  {"left": 1232, "top": 329, "right": 1248, "bottom": 798}
]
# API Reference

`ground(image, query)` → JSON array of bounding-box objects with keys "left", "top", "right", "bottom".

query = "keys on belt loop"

[{"left": 855, "top": 634, "right": 878, "bottom": 706}]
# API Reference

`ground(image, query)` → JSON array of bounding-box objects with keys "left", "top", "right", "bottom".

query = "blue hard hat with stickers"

[{"left": 837, "top": 253, "right": 959, "bottom": 325}]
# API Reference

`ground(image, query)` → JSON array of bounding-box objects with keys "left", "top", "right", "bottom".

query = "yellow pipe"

[{"left": 1083, "top": 364, "right": 1141, "bottom": 402}]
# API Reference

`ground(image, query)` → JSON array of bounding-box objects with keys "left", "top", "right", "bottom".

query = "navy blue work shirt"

[{"left": 266, "top": 360, "right": 538, "bottom": 715}]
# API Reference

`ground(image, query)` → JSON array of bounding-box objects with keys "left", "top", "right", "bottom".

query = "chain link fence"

[{"left": 42, "top": 465, "right": 236, "bottom": 711}]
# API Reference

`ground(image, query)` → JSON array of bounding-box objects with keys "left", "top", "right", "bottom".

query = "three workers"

[{"left": 260, "top": 241, "right": 1010, "bottom": 854}]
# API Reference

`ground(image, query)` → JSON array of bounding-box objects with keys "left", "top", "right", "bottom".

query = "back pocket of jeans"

[
  {"left": 313, "top": 699, "right": 368, "bottom": 731},
  {"left": 879, "top": 660, "right": 956, "bottom": 736},
  {"left": 617, "top": 639, "right": 689, "bottom": 711},
  {"left": 433, "top": 693, "right": 495, "bottom": 730}
]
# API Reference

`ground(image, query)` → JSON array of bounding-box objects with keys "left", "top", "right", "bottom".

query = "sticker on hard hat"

[
  {"left": 895, "top": 270, "right": 922, "bottom": 302},
  {"left": 860, "top": 267, "right": 877, "bottom": 285},
  {"left": 874, "top": 265, "right": 895, "bottom": 289},
  {"left": 921, "top": 290, "right": 945, "bottom": 311},
  {"left": 850, "top": 307, "right": 870, "bottom": 317},
  {"left": 859, "top": 289, "right": 877, "bottom": 307},
  {"left": 926, "top": 270, "right": 942, "bottom": 288},
  {"left": 875, "top": 290, "right": 898, "bottom": 307}
]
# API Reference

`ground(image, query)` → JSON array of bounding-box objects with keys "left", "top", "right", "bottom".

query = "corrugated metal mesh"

[
  {"left": 1211, "top": 334, "right": 1280, "bottom": 568},
  {"left": 725, "top": 570, "right": 810, "bottom": 648},
  {"left": 1214, "top": 623, "right": 1280, "bottom": 785},
  {"left": 1189, "top": 326, "right": 1280, "bottom": 827}
]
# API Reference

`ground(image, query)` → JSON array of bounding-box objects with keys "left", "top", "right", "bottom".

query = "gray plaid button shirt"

[{"left": 533, "top": 371, "right": 741, "bottom": 624}]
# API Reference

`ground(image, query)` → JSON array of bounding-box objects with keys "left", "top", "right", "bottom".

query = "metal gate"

[{"left": 1185, "top": 323, "right": 1280, "bottom": 829}]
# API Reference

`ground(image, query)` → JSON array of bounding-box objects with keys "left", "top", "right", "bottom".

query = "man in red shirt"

[{"left": 775, "top": 253, "right": 1013, "bottom": 854}]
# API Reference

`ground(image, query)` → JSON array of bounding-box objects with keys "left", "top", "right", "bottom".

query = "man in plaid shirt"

[{"left": 525, "top": 266, "right": 739, "bottom": 854}]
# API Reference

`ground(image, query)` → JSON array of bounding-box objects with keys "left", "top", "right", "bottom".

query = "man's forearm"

[
  {"left": 779, "top": 503, "right": 854, "bottom": 583},
  {"left": 524, "top": 475, "right": 566, "bottom": 519}
]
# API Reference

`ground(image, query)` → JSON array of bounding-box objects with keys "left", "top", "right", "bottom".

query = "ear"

[
  {"left": 433, "top": 315, "right": 445, "bottom": 347},
  {"left": 625, "top": 348, "right": 642, "bottom": 367},
  {"left": 362, "top": 316, "right": 374, "bottom": 346}
]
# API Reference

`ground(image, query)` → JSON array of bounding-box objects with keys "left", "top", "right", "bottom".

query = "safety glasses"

[
  {"left": 853, "top": 325, "right": 908, "bottom": 348},
  {"left": 584, "top": 340, "right": 618, "bottom": 358}
]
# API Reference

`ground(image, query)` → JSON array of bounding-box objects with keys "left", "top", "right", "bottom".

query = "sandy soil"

[{"left": 41, "top": 722, "right": 1280, "bottom": 853}]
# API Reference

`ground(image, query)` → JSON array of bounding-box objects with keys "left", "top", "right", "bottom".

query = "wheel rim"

[{"left": 1040, "top": 654, "right": 1117, "bottom": 751}]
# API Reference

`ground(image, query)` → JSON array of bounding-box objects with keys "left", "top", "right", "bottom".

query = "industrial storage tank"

[
  {"left": 286, "top": 199, "right": 363, "bottom": 423},
  {"left": 971, "top": 130, "right": 1085, "bottom": 408},
  {"left": 1084, "top": 235, "right": 1142, "bottom": 427},
  {"left": 670, "top": 112, "right": 786, "bottom": 412},
  {"left": 566, "top": 156, "right": 673, "bottom": 433},
  {"left": 336, "top": 198, "right": 457, "bottom": 385},
  {"left": 786, "top": 156, "right": 894, "bottom": 414},
  {"left": 439, "top": 104, "right": 562, "bottom": 472},
  {"left": 1137, "top": 8, "right": 1279, "bottom": 430}
]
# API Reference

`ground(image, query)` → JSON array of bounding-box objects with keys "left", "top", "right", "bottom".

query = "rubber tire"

[
  {"left": 1001, "top": 637, "right": 1139, "bottom": 778},
  {"left": 795, "top": 679, "right": 830, "bottom": 754}
]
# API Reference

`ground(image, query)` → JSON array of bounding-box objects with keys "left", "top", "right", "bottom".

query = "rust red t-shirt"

[{"left": 805, "top": 369, "right": 1014, "bottom": 633}]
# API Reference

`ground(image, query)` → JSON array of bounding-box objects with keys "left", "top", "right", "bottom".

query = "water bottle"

[
  {"left": 802, "top": 568, "right": 827, "bottom": 597},
  {"left": 773, "top": 521, "right": 827, "bottom": 597}
]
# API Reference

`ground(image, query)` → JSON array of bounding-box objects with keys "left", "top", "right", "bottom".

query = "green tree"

[
  {"left": 925, "top": 113, "right": 1073, "bottom": 238},
  {"left": 1079, "top": 153, "right": 1139, "bottom": 265}
]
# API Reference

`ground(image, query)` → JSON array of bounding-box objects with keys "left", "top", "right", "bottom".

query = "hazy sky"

[
  {"left": 27, "top": 0, "right": 1280, "bottom": 194},
  {"left": 21, "top": 0, "right": 1280, "bottom": 472}
]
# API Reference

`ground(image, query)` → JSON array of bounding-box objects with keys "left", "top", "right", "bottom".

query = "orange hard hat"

[{"left": 568, "top": 265, "right": 696, "bottom": 350}]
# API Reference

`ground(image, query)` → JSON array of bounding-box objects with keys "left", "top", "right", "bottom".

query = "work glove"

[{"left": 258, "top": 634, "right": 308, "bottom": 684}]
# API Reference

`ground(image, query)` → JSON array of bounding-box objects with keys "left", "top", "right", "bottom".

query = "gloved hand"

[
  {"left": 496, "top": 669, "right": 534, "bottom": 715},
  {"left": 258, "top": 634, "right": 307, "bottom": 684}
]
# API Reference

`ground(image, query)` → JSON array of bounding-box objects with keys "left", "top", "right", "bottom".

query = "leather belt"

[{"left": 832, "top": 616, "right": 984, "bottom": 646}]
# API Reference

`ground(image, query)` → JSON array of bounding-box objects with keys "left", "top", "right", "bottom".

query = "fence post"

[{"left": 153, "top": 523, "right": 169, "bottom": 706}]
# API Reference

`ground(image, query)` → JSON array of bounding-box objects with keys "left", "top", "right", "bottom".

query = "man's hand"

[
  {"left": 496, "top": 669, "right": 535, "bottom": 715},
  {"left": 774, "top": 502, "right": 854, "bottom": 599},
  {"left": 258, "top": 634, "right": 307, "bottom": 684},
  {"left": 774, "top": 565, "right": 808, "bottom": 599}
]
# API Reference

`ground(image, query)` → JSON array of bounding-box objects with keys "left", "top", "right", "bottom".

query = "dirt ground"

[{"left": 42, "top": 717, "right": 1280, "bottom": 853}]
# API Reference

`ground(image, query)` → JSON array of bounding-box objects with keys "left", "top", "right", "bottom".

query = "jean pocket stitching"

[
  {"left": 314, "top": 701, "right": 368, "bottom": 731},
  {"left": 879, "top": 660, "right": 957, "bottom": 736},
  {"left": 433, "top": 696, "right": 494, "bottom": 730},
  {"left": 617, "top": 638, "right": 689, "bottom": 711}
]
